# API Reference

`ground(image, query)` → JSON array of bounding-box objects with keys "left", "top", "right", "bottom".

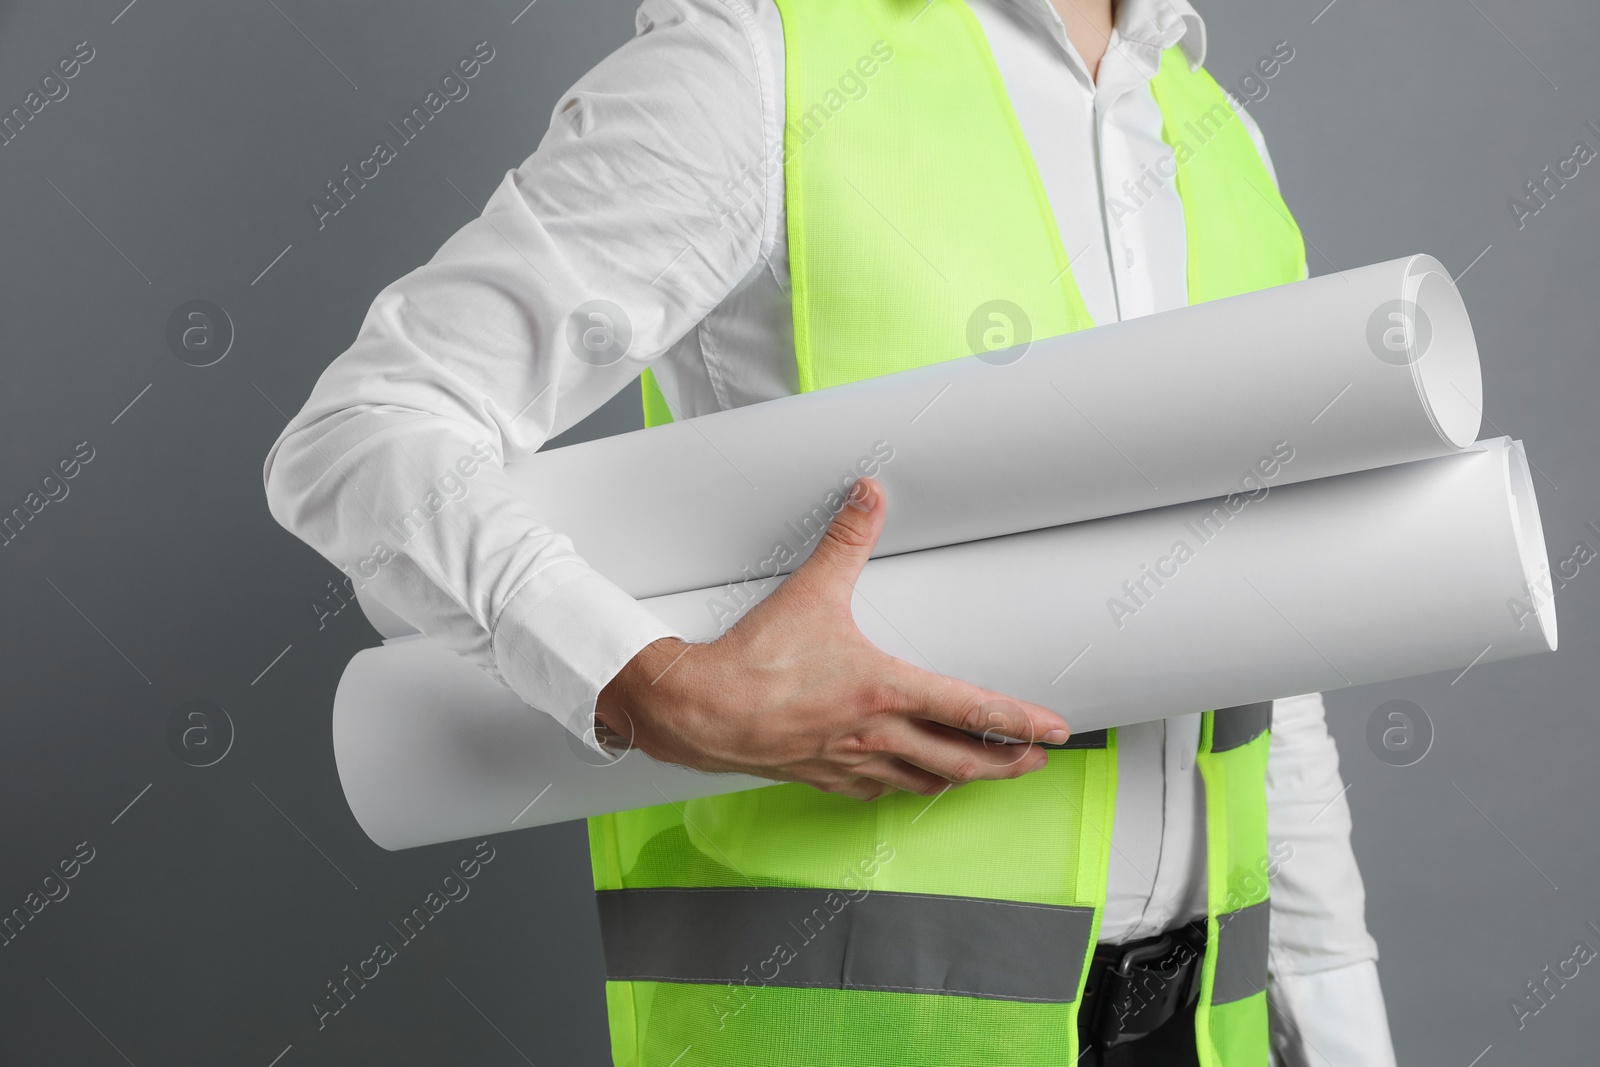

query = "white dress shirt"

[{"left": 263, "top": 0, "right": 1395, "bottom": 1060}]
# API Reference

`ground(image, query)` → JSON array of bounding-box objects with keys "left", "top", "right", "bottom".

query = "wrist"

[{"left": 596, "top": 636, "right": 692, "bottom": 740}]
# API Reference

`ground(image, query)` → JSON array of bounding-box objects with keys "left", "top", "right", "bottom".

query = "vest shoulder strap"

[{"left": 1149, "top": 47, "right": 1307, "bottom": 303}]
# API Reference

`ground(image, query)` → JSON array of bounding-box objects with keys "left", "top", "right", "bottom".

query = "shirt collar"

[
  {"left": 1117, "top": 0, "right": 1206, "bottom": 70},
  {"left": 1010, "top": 0, "right": 1207, "bottom": 75}
]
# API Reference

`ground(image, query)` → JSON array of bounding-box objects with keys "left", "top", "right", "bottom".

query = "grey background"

[{"left": 0, "top": 0, "right": 1593, "bottom": 1063}]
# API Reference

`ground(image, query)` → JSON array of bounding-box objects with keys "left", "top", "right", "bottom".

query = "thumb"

[{"left": 791, "top": 477, "right": 885, "bottom": 595}]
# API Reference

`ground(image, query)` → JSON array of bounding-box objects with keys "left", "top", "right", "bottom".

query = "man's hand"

[{"left": 594, "top": 477, "right": 1072, "bottom": 801}]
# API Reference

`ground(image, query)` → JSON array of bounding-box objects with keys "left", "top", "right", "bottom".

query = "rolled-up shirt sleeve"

[
  {"left": 261, "top": 0, "right": 769, "bottom": 740},
  {"left": 1265, "top": 691, "right": 1397, "bottom": 1066}
]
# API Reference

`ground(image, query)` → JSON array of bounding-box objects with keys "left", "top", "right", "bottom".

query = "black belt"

[{"left": 1077, "top": 920, "right": 1206, "bottom": 1066}]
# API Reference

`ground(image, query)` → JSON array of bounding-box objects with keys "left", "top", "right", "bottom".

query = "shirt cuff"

[
  {"left": 1269, "top": 961, "right": 1398, "bottom": 1067},
  {"left": 490, "top": 560, "right": 684, "bottom": 750}
]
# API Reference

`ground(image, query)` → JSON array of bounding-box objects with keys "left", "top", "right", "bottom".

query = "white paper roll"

[
  {"left": 335, "top": 438, "right": 1553, "bottom": 850},
  {"left": 358, "top": 254, "right": 1481, "bottom": 636},
  {"left": 332, "top": 635, "right": 771, "bottom": 849}
]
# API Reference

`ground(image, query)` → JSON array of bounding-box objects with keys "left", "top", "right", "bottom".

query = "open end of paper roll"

[
  {"left": 1506, "top": 441, "right": 1558, "bottom": 651},
  {"left": 355, "top": 584, "right": 420, "bottom": 639},
  {"left": 1406, "top": 258, "right": 1483, "bottom": 449}
]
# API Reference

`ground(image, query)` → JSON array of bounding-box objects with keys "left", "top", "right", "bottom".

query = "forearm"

[
  {"left": 263, "top": 341, "right": 680, "bottom": 736},
  {"left": 1264, "top": 691, "right": 1395, "bottom": 1063},
  {"left": 1269, "top": 961, "right": 1396, "bottom": 1067}
]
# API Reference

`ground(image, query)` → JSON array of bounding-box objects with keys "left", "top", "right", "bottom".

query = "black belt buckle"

[{"left": 1091, "top": 924, "right": 1204, "bottom": 1049}]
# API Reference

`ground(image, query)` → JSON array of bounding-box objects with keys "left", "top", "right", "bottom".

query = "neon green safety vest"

[{"left": 600, "top": 2, "right": 1306, "bottom": 1064}]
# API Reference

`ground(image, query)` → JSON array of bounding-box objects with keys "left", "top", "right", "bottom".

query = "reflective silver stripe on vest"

[
  {"left": 1210, "top": 703, "right": 1273, "bottom": 753},
  {"left": 598, "top": 886, "right": 1096, "bottom": 1003},
  {"left": 1211, "top": 899, "right": 1270, "bottom": 1005}
]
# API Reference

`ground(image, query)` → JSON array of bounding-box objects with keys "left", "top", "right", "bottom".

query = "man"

[{"left": 265, "top": 0, "right": 1397, "bottom": 1063}]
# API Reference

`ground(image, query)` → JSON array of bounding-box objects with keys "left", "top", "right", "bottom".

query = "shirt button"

[{"left": 1124, "top": 246, "right": 1136, "bottom": 269}]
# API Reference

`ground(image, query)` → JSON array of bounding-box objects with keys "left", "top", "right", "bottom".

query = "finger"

[
  {"left": 885, "top": 721, "right": 1050, "bottom": 783},
  {"left": 850, "top": 755, "right": 958, "bottom": 797},
  {"left": 831, "top": 776, "right": 897, "bottom": 802},
  {"left": 891, "top": 665, "right": 1071, "bottom": 745},
  {"left": 786, "top": 478, "right": 885, "bottom": 596}
]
